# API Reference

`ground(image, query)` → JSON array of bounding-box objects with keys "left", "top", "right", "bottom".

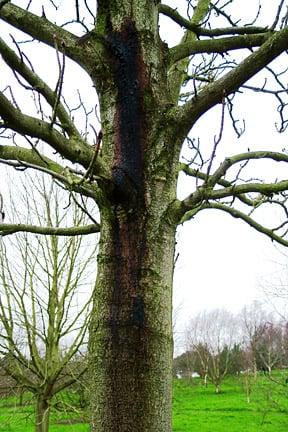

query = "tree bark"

[
  {"left": 88, "top": 4, "right": 179, "bottom": 430},
  {"left": 89, "top": 211, "right": 176, "bottom": 431},
  {"left": 35, "top": 395, "right": 50, "bottom": 432},
  {"left": 215, "top": 383, "right": 221, "bottom": 394}
]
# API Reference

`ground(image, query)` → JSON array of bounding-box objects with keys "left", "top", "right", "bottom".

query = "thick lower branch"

[
  {"left": 169, "top": 33, "right": 270, "bottom": 65},
  {"left": 0, "top": 3, "right": 80, "bottom": 62},
  {"left": 182, "top": 179, "right": 288, "bottom": 208},
  {"left": 0, "top": 36, "right": 80, "bottom": 138},
  {"left": 0, "top": 223, "right": 100, "bottom": 237},
  {"left": 179, "top": 163, "right": 254, "bottom": 206},
  {"left": 0, "top": 146, "right": 98, "bottom": 199},
  {"left": 208, "top": 151, "right": 288, "bottom": 187},
  {"left": 0, "top": 93, "right": 95, "bottom": 168},
  {"left": 0, "top": 144, "right": 66, "bottom": 175}
]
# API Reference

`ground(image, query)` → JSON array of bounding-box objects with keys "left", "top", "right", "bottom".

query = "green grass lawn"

[
  {"left": 173, "top": 374, "right": 288, "bottom": 432},
  {"left": 0, "top": 392, "right": 88, "bottom": 432},
  {"left": 0, "top": 374, "right": 288, "bottom": 431}
]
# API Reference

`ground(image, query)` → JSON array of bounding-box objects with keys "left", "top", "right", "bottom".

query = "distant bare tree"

[
  {"left": 186, "top": 309, "right": 238, "bottom": 393},
  {"left": 172, "top": 302, "right": 183, "bottom": 357},
  {"left": 240, "top": 301, "right": 275, "bottom": 376},
  {"left": 256, "top": 322, "right": 284, "bottom": 374},
  {"left": 0, "top": 175, "right": 97, "bottom": 432},
  {"left": 173, "top": 350, "right": 195, "bottom": 379}
]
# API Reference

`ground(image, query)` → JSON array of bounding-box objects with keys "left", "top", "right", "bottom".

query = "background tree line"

[{"left": 174, "top": 302, "right": 288, "bottom": 393}]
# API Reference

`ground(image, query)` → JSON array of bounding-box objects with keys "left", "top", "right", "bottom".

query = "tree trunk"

[
  {"left": 35, "top": 395, "right": 50, "bottom": 432},
  {"left": 244, "top": 373, "right": 252, "bottom": 404},
  {"left": 89, "top": 207, "right": 176, "bottom": 431},
  {"left": 18, "top": 387, "right": 24, "bottom": 406},
  {"left": 204, "top": 372, "right": 208, "bottom": 387},
  {"left": 88, "top": 3, "right": 180, "bottom": 430}
]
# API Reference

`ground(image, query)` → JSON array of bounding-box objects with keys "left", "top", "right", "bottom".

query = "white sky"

[
  {"left": 1, "top": 1, "right": 288, "bottom": 353},
  {"left": 173, "top": 91, "right": 288, "bottom": 352},
  {"left": 159, "top": 0, "right": 288, "bottom": 351}
]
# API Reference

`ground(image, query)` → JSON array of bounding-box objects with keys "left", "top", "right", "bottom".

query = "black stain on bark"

[
  {"left": 104, "top": 19, "right": 154, "bottom": 425},
  {"left": 131, "top": 295, "right": 145, "bottom": 328},
  {"left": 107, "top": 18, "right": 149, "bottom": 329},
  {"left": 105, "top": 24, "right": 151, "bottom": 419},
  {"left": 107, "top": 19, "right": 147, "bottom": 205}
]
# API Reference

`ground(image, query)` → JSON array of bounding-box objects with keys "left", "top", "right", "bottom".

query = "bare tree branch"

[
  {"left": 159, "top": 4, "right": 268, "bottom": 37},
  {"left": 0, "top": 222, "right": 100, "bottom": 237},
  {"left": 175, "top": 26, "right": 288, "bottom": 135},
  {"left": 0, "top": 37, "right": 80, "bottom": 138},
  {"left": 0, "top": 2, "right": 103, "bottom": 65},
  {"left": 181, "top": 179, "right": 288, "bottom": 208},
  {"left": 169, "top": 33, "right": 271, "bottom": 65},
  {"left": 0, "top": 92, "right": 109, "bottom": 180},
  {"left": 194, "top": 201, "right": 288, "bottom": 247}
]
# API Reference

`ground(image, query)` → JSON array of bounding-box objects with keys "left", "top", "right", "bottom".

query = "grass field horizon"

[{"left": 0, "top": 373, "right": 288, "bottom": 431}]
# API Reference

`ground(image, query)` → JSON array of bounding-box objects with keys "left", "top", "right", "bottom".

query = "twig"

[
  {"left": 81, "top": 130, "right": 103, "bottom": 182},
  {"left": 51, "top": 36, "right": 66, "bottom": 128},
  {"left": 206, "top": 93, "right": 226, "bottom": 179},
  {"left": 271, "top": 0, "right": 286, "bottom": 30},
  {"left": 75, "top": 0, "right": 80, "bottom": 21}
]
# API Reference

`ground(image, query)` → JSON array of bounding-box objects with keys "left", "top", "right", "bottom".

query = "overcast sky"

[
  {"left": 160, "top": 0, "right": 288, "bottom": 351},
  {"left": 172, "top": 87, "right": 288, "bottom": 352},
  {"left": 1, "top": 1, "right": 288, "bottom": 353}
]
